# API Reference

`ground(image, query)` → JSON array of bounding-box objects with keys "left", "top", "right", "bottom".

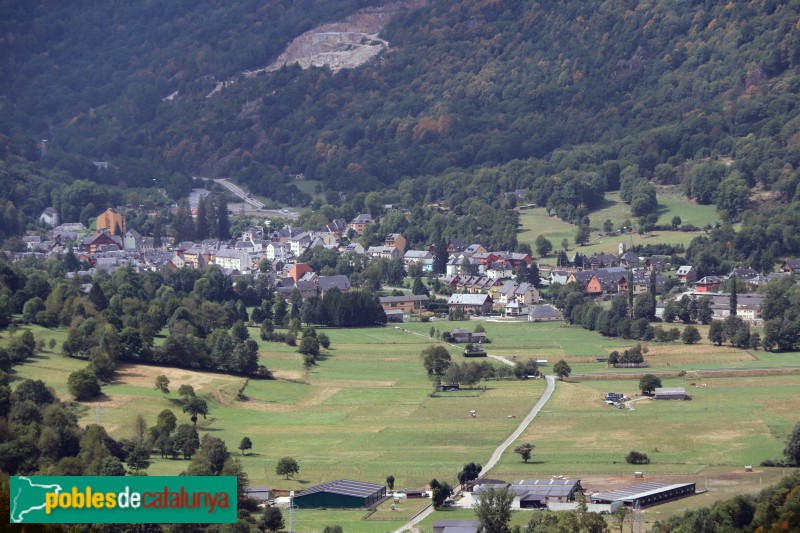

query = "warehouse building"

[
  {"left": 654, "top": 387, "right": 686, "bottom": 400},
  {"left": 591, "top": 481, "right": 696, "bottom": 508},
  {"left": 293, "top": 479, "right": 386, "bottom": 509},
  {"left": 472, "top": 479, "right": 583, "bottom": 509}
]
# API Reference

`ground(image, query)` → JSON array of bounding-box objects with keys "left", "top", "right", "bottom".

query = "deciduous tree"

[
  {"left": 514, "top": 442, "right": 535, "bottom": 463},
  {"left": 421, "top": 345, "right": 451, "bottom": 378},
  {"left": 238, "top": 436, "right": 253, "bottom": 455},
  {"left": 639, "top": 374, "right": 662, "bottom": 394},
  {"left": 553, "top": 359, "right": 571, "bottom": 380},
  {"left": 681, "top": 325, "right": 701, "bottom": 344},
  {"left": 474, "top": 486, "right": 514, "bottom": 533},
  {"left": 154, "top": 375, "right": 170, "bottom": 395},
  {"left": 276, "top": 456, "right": 299, "bottom": 479},
  {"left": 262, "top": 507, "right": 284, "bottom": 532}
]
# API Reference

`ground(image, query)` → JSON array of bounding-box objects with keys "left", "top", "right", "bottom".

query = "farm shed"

[
  {"left": 528, "top": 304, "right": 563, "bottom": 322},
  {"left": 433, "top": 520, "right": 479, "bottom": 533},
  {"left": 591, "top": 481, "right": 696, "bottom": 508},
  {"left": 293, "top": 479, "right": 386, "bottom": 509},
  {"left": 384, "top": 308, "right": 404, "bottom": 322},
  {"left": 654, "top": 387, "right": 686, "bottom": 400},
  {"left": 243, "top": 486, "right": 271, "bottom": 502},
  {"left": 473, "top": 479, "right": 583, "bottom": 509},
  {"left": 511, "top": 479, "right": 583, "bottom": 508}
]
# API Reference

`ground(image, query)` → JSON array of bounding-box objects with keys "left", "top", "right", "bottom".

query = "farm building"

[
  {"left": 450, "top": 328, "right": 487, "bottom": 343},
  {"left": 473, "top": 479, "right": 583, "bottom": 509},
  {"left": 293, "top": 479, "right": 386, "bottom": 509},
  {"left": 654, "top": 387, "right": 686, "bottom": 400},
  {"left": 384, "top": 309, "right": 404, "bottom": 322},
  {"left": 591, "top": 481, "right": 696, "bottom": 508},
  {"left": 528, "top": 304, "right": 563, "bottom": 322},
  {"left": 243, "top": 486, "right": 272, "bottom": 502},
  {"left": 433, "top": 520, "right": 479, "bottom": 533}
]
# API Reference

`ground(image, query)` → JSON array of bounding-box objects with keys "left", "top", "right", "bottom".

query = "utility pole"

[
  {"left": 41, "top": 139, "right": 48, "bottom": 159},
  {"left": 289, "top": 491, "right": 295, "bottom": 533}
]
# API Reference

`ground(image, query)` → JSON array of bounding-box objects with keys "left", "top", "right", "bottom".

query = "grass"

[
  {"left": 7, "top": 319, "right": 800, "bottom": 531},
  {"left": 5, "top": 324, "right": 545, "bottom": 494},
  {"left": 495, "top": 375, "right": 800, "bottom": 477},
  {"left": 518, "top": 188, "right": 719, "bottom": 258}
]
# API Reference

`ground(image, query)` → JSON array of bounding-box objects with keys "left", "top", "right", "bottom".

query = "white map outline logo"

[{"left": 10, "top": 476, "right": 63, "bottom": 523}]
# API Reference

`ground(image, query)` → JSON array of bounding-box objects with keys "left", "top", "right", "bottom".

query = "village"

[
  {"left": 15, "top": 205, "right": 793, "bottom": 331},
  {"left": 7, "top": 200, "right": 800, "bottom": 531}
]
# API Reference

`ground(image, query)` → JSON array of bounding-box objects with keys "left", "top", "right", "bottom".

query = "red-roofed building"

[{"left": 289, "top": 263, "right": 313, "bottom": 283}]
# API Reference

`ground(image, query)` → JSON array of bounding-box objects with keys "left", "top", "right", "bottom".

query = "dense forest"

[{"left": 4, "top": 1, "right": 800, "bottom": 254}]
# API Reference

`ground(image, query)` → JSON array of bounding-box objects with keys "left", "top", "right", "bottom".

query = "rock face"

[{"left": 246, "top": 0, "right": 429, "bottom": 76}]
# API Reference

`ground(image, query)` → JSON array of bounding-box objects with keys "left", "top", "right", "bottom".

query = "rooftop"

[
  {"left": 296, "top": 479, "right": 384, "bottom": 499},
  {"left": 592, "top": 481, "right": 695, "bottom": 503}
]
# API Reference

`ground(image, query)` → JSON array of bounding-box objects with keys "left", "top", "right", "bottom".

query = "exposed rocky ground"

[{"left": 248, "top": 0, "right": 429, "bottom": 75}]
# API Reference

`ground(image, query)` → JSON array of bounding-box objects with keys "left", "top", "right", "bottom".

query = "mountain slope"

[{"left": 3, "top": 0, "right": 800, "bottom": 246}]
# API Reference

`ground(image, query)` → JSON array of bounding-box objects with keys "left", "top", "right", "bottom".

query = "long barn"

[
  {"left": 591, "top": 481, "right": 696, "bottom": 508},
  {"left": 293, "top": 479, "right": 386, "bottom": 509}
]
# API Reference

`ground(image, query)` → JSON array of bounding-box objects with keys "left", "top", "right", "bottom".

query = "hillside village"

[{"left": 11, "top": 204, "right": 795, "bottom": 331}]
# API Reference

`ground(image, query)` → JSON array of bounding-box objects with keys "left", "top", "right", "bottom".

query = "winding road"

[{"left": 391, "top": 356, "right": 557, "bottom": 533}]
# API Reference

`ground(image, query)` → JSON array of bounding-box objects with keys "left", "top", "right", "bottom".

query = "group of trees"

[
  {"left": 759, "top": 275, "right": 800, "bottom": 351},
  {"left": 709, "top": 315, "right": 759, "bottom": 350},
  {"left": 421, "top": 345, "right": 546, "bottom": 386},
  {"left": 662, "top": 295, "right": 713, "bottom": 325},
  {"left": 299, "top": 288, "right": 387, "bottom": 327},
  {"left": 0, "top": 375, "right": 146, "bottom": 478},
  {"left": 552, "top": 281, "right": 706, "bottom": 346},
  {"left": 173, "top": 193, "right": 231, "bottom": 243},
  {"left": 607, "top": 344, "right": 648, "bottom": 368}
]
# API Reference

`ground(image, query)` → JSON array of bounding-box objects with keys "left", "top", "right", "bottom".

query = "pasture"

[
  {"left": 401, "top": 320, "right": 800, "bottom": 375},
  {"left": 518, "top": 188, "right": 718, "bottom": 257},
  {"left": 494, "top": 375, "right": 799, "bottom": 477},
  {"left": 5, "top": 323, "right": 545, "bottom": 491},
  {"left": 7, "top": 319, "right": 800, "bottom": 532}
]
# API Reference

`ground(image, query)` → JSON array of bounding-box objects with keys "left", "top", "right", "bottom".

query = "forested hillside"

[{"left": 4, "top": 0, "right": 800, "bottom": 253}]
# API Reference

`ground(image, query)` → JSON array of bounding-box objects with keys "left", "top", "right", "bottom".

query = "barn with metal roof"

[
  {"left": 473, "top": 479, "right": 583, "bottom": 509},
  {"left": 590, "top": 481, "right": 695, "bottom": 508},
  {"left": 293, "top": 479, "right": 386, "bottom": 509},
  {"left": 654, "top": 387, "right": 686, "bottom": 400}
]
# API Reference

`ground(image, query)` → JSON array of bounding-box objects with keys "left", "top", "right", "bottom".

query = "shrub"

[{"left": 625, "top": 450, "right": 650, "bottom": 464}]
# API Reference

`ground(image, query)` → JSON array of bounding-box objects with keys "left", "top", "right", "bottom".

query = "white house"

[
  {"left": 39, "top": 207, "right": 59, "bottom": 227},
  {"left": 215, "top": 248, "right": 250, "bottom": 272},
  {"left": 266, "top": 242, "right": 292, "bottom": 261}
]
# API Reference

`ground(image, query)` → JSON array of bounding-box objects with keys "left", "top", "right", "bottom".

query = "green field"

[
  {"left": 6, "top": 317, "right": 800, "bottom": 532},
  {"left": 518, "top": 188, "right": 719, "bottom": 257},
  {"left": 4, "top": 324, "right": 543, "bottom": 499},
  {"left": 404, "top": 319, "right": 800, "bottom": 376},
  {"left": 494, "top": 375, "right": 798, "bottom": 477}
]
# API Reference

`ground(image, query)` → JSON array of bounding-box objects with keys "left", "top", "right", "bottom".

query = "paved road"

[
  {"left": 212, "top": 178, "right": 265, "bottom": 209},
  {"left": 392, "top": 371, "right": 557, "bottom": 533},
  {"left": 479, "top": 375, "right": 556, "bottom": 476}
]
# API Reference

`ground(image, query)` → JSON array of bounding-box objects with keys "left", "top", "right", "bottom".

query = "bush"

[
  {"left": 67, "top": 367, "right": 101, "bottom": 400},
  {"left": 625, "top": 450, "right": 650, "bottom": 464},
  {"left": 318, "top": 332, "right": 330, "bottom": 349}
]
